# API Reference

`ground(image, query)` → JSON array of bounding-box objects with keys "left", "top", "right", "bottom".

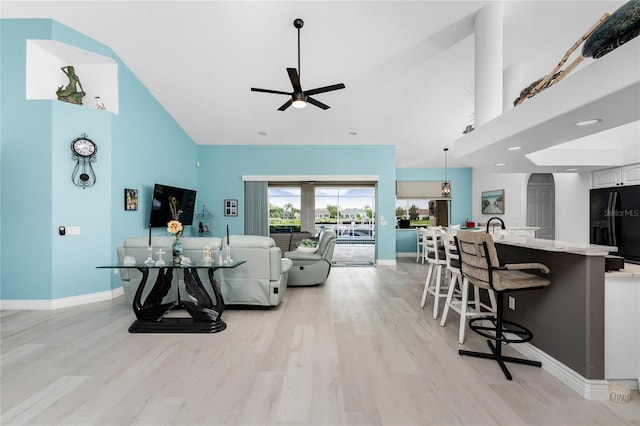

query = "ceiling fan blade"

[
  {"left": 305, "top": 83, "right": 346, "bottom": 96},
  {"left": 286, "top": 68, "right": 303, "bottom": 93},
  {"left": 307, "top": 97, "right": 330, "bottom": 110},
  {"left": 251, "top": 87, "right": 291, "bottom": 95},
  {"left": 278, "top": 99, "right": 293, "bottom": 111}
]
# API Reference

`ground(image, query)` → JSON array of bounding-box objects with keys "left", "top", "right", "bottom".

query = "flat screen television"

[{"left": 149, "top": 183, "right": 197, "bottom": 227}]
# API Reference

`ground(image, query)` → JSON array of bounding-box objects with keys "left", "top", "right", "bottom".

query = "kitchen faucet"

[{"left": 486, "top": 217, "right": 505, "bottom": 233}]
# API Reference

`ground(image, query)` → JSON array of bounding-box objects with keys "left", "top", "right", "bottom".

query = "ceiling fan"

[{"left": 251, "top": 18, "right": 346, "bottom": 111}]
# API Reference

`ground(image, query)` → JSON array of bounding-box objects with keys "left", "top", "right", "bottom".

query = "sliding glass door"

[{"left": 267, "top": 183, "right": 376, "bottom": 265}]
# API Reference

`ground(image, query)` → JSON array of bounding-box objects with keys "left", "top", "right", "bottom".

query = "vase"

[{"left": 172, "top": 237, "right": 183, "bottom": 264}]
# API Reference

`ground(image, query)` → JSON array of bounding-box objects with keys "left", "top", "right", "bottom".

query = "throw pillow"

[{"left": 297, "top": 238, "right": 318, "bottom": 253}]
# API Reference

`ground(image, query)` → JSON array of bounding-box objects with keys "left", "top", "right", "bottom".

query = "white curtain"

[{"left": 244, "top": 181, "right": 268, "bottom": 236}]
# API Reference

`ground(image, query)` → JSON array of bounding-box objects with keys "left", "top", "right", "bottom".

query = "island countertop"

[{"left": 491, "top": 234, "right": 617, "bottom": 256}]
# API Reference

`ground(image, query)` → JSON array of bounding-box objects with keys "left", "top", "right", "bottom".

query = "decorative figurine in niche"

[
  {"left": 56, "top": 66, "right": 86, "bottom": 105},
  {"left": 94, "top": 96, "right": 106, "bottom": 110}
]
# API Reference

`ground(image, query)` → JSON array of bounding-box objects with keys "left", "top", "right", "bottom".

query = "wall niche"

[{"left": 26, "top": 39, "right": 118, "bottom": 114}]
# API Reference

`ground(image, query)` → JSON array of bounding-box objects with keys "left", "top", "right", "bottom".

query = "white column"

[
  {"left": 503, "top": 63, "right": 524, "bottom": 112},
  {"left": 474, "top": 3, "right": 504, "bottom": 126},
  {"left": 301, "top": 183, "right": 316, "bottom": 234}
]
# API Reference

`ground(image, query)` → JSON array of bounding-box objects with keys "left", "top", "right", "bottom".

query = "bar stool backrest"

[
  {"left": 455, "top": 230, "right": 500, "bottom": 290},
  {"left": 440, "top": 231, "right": 460, "bottom": 273},
  {"left": 425, "top": 227, "right": 446, "bottom": 265},
  {"left": 455, "top": 230, "right": 551, "bottom": 292}
]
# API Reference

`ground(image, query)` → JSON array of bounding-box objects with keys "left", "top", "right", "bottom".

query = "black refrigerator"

[{"left": 590, "top": 185, "right": 640, "bottom": 264}]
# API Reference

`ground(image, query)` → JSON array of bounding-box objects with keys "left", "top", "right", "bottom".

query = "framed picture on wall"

[
  {"left": 481, "top": 189, "right": 505, "bottom": 214},
  {"left": 224, "top": 199, "right": 238, "bottom": 216},
  {"left": 125, "top": 188, "right": 138, "bottom": 211}
]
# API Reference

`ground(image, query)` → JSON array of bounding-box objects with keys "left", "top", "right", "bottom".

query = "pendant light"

[{"left": 441, "top": 148, "right": 451, "bottom": 198}]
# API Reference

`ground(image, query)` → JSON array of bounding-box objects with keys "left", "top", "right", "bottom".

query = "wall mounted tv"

[{"left": 149, "top": 183, "right": 197, "bottom": 227}]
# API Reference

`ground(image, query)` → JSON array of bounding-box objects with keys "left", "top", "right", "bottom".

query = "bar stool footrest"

[{"left": 468, "top": 316, "right": 534, "bottom": 344}]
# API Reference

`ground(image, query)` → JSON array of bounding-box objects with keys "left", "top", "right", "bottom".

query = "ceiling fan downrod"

[{"left": 294, "top": 18, "right": 304, "bottom": 80}]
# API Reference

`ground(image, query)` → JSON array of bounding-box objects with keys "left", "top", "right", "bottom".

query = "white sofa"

[{"left": 116, "top": 235, "right": 292, "bottom": 307}]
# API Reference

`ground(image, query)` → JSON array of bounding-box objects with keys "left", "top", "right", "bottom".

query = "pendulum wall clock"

[{"left": 70, "top": 133, "right": 97, "bottom": 188}]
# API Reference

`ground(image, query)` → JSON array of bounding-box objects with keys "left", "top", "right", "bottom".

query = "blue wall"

[
  {"left": 1, "top": 20, "right": 55, "bottom": 299},
  {"left": 1, "top": 18, "right": 474, "bottom": 302},
  {"left": 196, "top": 145, "right": 398, "bottom": 261},
  {"left": 0, "top": 19, "right": 197, "bottom": 300}
]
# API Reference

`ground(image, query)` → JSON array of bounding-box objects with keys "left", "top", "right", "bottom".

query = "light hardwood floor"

[{"left": 2, "top": 258, "right": 639, "bottom": 425}]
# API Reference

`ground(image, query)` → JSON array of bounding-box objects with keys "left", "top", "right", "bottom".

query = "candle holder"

[
  {"left": 203, "top": 244, "right": 212, "bottom": 263},
  {"left": 155, "top": 248, "right": 166, "bottom": 267},
  {"left": 223, "top": 241, "right": 232, "bottom": 264},
  {"left": 144, "top": 245, "right": 155, "bottom": 266}
]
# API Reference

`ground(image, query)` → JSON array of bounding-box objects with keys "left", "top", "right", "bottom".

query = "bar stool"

[
  {"left": 416, "top": 227, "right": 425, "bottom": 263},
  {"left": 439, "top": 231, "right": 497, "bottom": 344},
  {"left": 455, "top": 230, "right": 551, "bottom": 380},
  {"left": 420, "top": 227, "right": 448, "bottom": 319}
]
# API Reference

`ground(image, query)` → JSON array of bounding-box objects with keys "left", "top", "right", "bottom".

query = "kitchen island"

[{"left": 490, "top": 235, "right": 618, "bottom": 399}]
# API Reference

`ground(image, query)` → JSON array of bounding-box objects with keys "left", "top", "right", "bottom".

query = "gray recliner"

[{"left": 284, "top": 228, "right": 336, "bottom": 286}]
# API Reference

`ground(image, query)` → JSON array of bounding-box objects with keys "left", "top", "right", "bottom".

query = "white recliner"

[{"left": 284, "top": 228, "right": 337, "bottom": 286}]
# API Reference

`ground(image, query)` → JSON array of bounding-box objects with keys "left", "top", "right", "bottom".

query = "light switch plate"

[{"left": 66, "top": 226, "right": 81, "bottom": 235}]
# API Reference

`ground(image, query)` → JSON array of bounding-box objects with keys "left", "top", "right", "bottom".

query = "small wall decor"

[
  {"left": 125, "top": 188, "right": 138, "bottom": 210},
  {"left": 481, "top": 189, "right": 505, "bottom": 214},
  {"left": 224, "top": 199, "right": 238, "bottom": 216}
]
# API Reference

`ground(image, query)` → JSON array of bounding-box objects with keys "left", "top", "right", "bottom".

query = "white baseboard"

[
  {"left": 0, "top": 287, "right": 124, "bottom": 310},
  {"left": 513, "top": 341, "right": 610, "bottom": 400},
  {"left": 606, "top": 379, "right": 639, "bottom": 391},
  {"left": 377, "top": 259, "right": 397, "bottom": 266},
  {"left": 396, "top": 252, "right": 417, "bottom": 258}
]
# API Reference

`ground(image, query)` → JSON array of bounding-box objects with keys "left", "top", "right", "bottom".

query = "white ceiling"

[{"left": 3, "top": 0, "right": 637, "bottom": 170}]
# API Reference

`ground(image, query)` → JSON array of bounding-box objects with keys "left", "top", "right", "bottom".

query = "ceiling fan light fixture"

[{"left": 292, "top": 93, "right": 307, "bottom": 108}]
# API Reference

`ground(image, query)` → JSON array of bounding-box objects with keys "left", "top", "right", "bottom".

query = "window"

[
  {"left": 268, "top": 186, "right": 301, "bottom": 232},
  {"left": 396, "top": 198, "right": 430, "bottom": 227}
]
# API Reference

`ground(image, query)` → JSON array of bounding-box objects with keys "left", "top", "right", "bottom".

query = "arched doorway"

[{"left": 527, "top": 173, "right": 555, "bottom": 239}]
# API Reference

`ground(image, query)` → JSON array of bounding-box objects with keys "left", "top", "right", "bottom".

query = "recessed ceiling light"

[
  {"left": 495, "top": 162, "right": 507, "bottom": 167},
  {"left": 507, "top": 146, "right": 522, "bottom": 151},
  {"left": 575, "top": 119, "right": 602, "bottom": 126},
  {"left": 348, "top": 131, "right": 357, "bottom": 136},
  {"left": 565, "top": 168, "right": 579, "bottom": 172},
  {"left": 258, "top": 131, "right": 267, "bottom": 136}
]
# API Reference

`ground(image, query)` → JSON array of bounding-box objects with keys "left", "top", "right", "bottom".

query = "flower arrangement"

[{"left": 167, "top": 220, "right": 183, "bottom": 238}]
